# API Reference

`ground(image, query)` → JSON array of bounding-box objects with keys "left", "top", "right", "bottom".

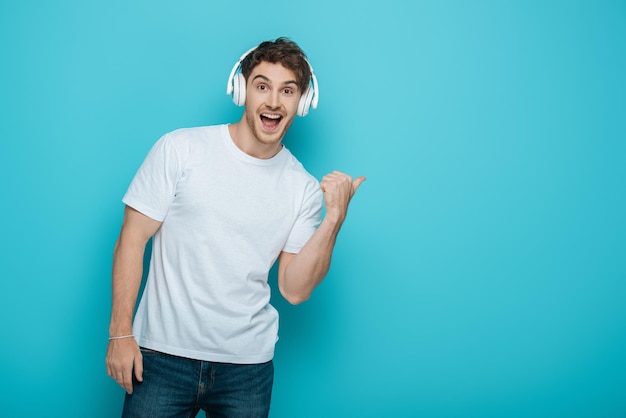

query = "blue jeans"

[{"left": 122, "top": 348, "right": 273, "bottom": 418}]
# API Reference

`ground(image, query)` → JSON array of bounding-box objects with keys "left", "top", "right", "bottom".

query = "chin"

[
  {"left": 248, "top": 113, "right": 294, "bottom": 146},
  {"left": 254, "top": 123, "right": 284, "bottom": 144}
]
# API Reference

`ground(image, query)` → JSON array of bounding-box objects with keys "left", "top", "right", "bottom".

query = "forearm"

[
  {"left": 108, "top": 239, "right": 146, "bottom": 336},
  {"left": 108, "top": 206, "right": 162, "bottom": 336},
  {"left": 280, "top": 214, "right": 343, "bottom": 304}
]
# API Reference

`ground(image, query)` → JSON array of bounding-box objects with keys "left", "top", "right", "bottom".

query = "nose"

[{"left": 266, "top": 90, "right": 280, "bottom": 109}]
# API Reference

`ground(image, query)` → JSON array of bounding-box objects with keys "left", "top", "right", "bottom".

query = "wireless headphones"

[{"left": 226, "top": 45, "right": 319, "bottom": 117}]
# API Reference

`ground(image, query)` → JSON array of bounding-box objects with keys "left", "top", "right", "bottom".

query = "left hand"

[{"left": 320, "top": 171, "right": 366, "bottom": 222}]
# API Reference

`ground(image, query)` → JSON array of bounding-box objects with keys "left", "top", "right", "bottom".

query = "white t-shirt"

[{"left": 123, "top": 124, "right": 322, "bottom": 363}]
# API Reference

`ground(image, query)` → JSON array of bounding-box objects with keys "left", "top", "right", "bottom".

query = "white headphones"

[{"left": 226, "top": 46, "right": 319, "bottom": 117}]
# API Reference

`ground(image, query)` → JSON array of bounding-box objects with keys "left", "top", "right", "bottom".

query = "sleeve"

[
  {"left": 282, "top": 179, "right": 323, "bottom": 253},
  {"left": 122, "top": 133, "right": 181, "bottom": 222}
]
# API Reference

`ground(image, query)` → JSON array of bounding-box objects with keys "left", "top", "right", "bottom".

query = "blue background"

[{"left": 1, "top": 1, "right": 625, "bottom": 417}]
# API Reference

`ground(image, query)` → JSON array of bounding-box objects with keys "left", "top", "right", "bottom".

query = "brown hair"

[{"left": 240, "top": 37, "right": 312, "bottom": 94}]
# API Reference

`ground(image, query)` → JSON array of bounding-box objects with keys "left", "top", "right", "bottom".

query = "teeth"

[{"left": 261, "top": 114, "right": 281, "bottom": 119}]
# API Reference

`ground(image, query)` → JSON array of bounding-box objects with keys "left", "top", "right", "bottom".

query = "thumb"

[
  {"left": 352, "top": 176, "right": 366, "bottom": 192},
  {"left": 134, "top": 355, "right": 143, "bottom": 383}
]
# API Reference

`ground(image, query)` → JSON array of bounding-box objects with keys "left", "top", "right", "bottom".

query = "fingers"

[
  {"left": 134, "top": 355, "right": 144, "bottom": 384},
  {"left": 122, "top": 369, "right": 134, "bottom": 394},
  {"left": 320, "top": 171, "right": 366, "bottom": 196},
  {"left": 105, "top": 339, "right": 142, "bottom": 394}
]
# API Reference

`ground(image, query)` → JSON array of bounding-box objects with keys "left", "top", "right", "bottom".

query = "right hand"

[{"left": 105, "top": 337, "right": 143, "bottom": 394}]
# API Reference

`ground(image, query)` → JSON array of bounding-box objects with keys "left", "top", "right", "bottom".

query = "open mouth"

[{"left": 260, "top": 113, "right": 283, "bottom": 131}]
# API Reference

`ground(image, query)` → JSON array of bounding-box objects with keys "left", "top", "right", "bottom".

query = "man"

[{"left": 105, "top": 37, "right": 364, "bottom": 417}]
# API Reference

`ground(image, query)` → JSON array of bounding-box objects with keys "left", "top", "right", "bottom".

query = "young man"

[{"left": 105, "top": 37, "right": 364, "bottom": 417}]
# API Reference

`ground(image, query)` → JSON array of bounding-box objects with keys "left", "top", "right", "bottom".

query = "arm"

[
  {"left": 105, "top": 205, "right": 162, "bottom": 394},
  {"left": 278, "top": 171, "right": 365, "bottom": 305}
]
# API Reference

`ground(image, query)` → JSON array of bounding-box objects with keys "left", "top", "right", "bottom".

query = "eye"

[
  {"left": 283, "top": 88, "right": 294, "bottom": 95},
  {"left": 256, "top": 84, "right": 268, "bottom": 91}
]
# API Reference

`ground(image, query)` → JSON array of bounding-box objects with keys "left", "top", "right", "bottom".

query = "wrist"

[
  {"left": 108, "top": 334, "right": 135, "bottom": 341},
  {"left": 109, "top": 322, "right": 133, "bottom": 338},
  {"left": 322, "top": 210, "right": 345, "bottom": 226}
]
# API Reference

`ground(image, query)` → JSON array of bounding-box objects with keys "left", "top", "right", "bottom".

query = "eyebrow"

[{"left": 251, "top": 74, "right": 298, "bottom": 88}]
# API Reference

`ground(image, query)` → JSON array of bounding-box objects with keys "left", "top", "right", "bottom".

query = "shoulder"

[
  {"left": 163, "top": 125, "right": 223, "bottom": 145},
  {"left": 157, "top": 125, "right": 226, "bottom": 156},
  {"left": 280, "top": 149, "right": 322, "bottom": 203},
  {"left": 281, "top": 148, "right": 319, "bottom": 185}
]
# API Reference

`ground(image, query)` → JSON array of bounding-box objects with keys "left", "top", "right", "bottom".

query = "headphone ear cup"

[
  {"left": 297, "top": 87, "right": 314, "bottom": 117},
  {"left": 232, "top": 73, "right": 247, "bottom": 106}
]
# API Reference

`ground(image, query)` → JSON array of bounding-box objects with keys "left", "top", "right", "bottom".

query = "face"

[{"left": 243, "top": 61, "right": 301, "bottom": 150}]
